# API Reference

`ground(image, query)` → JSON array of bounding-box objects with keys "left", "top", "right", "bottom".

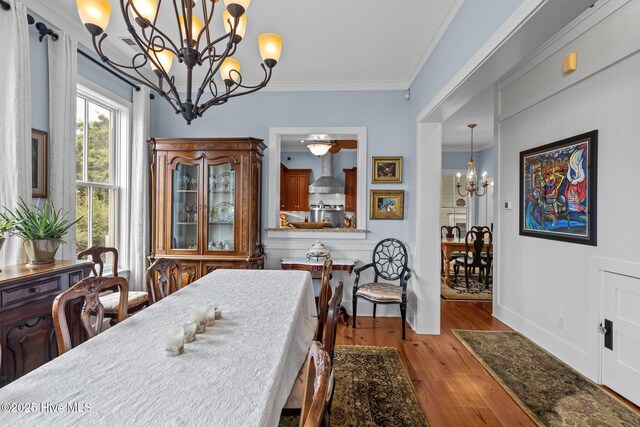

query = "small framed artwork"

[
  {"left": 370, "top": 190, "right": 404, "bottom": 220},
  {"left": 31, "top": 129, "right": 48, "bottom": 198},
  {"left": 372, "top": 156, "right": 402, "bottom": 183},
  {"left": 520, "top": 130, "right": 597, "bottom": 246}
]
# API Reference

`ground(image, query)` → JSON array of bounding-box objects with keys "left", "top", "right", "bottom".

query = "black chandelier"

[{"left": 76, "top": 0, "right": 282, "bottom": 124}]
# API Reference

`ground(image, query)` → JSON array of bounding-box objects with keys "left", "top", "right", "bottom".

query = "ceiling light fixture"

[
  {"left": 456, "top": 123, "right": 489, "bottom": 197},
  {"left": 307, "top": 143, "right": 333, "bottom": 157},
  {"left": 75, "top": 0, "right": 283, "bottom": 124}
]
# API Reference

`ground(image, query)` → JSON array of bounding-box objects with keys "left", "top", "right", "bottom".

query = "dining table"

[
  {"left": 0, "top": 269, "right": 317, "bottom": 426},
  {"left": 441, "top": 238, "right": 493, "bottom": 285}
]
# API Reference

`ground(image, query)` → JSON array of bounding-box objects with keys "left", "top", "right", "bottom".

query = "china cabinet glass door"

[
  {"left": 207, "top": 162, "right": 235, "bottom": 252},
  {"left": 171, "top": 162, "right": 200, "bottom": 251}
]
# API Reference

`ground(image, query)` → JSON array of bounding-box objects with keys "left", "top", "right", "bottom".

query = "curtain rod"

[
  {"left": 0, "top": 0, "right": 154, "bottom": 99},
  {"left": 77, "top": 49, "right": 141, "bottom": 93}
]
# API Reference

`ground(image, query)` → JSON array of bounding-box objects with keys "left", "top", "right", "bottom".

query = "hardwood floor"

[{"left": 337, "top": 300, "right": 536, "bottom": 426}]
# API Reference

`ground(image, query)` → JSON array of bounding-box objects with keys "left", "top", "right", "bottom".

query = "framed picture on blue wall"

[
  {"left": 32, "top": 129, "right": 48, "bottom": 199},
  {"left": 519, "top": 130, "right": 597, "bottom": 246}
]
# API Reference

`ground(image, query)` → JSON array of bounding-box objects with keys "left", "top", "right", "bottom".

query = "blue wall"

[
  {"left": 405, "top": 0, "right": 524, "bottom": 242},
  {"left": 151, "top": 90, "right": 411, "bottom": 242},
  {"left": 442, "top": 147, "right": 493, "bottom": 175},
  {"left": 28, "top": 13, "right": 133, "bottom": 134}
]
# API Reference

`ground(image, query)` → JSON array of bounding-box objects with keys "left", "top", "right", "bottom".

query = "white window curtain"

[
  {"left": 0, "top": 0, "right": 32, "bottom": 266},
  {"left": 129, "top": 86, "right": 151, "bottom": 291},
  {"left": 48, "top": 32, "right": 78, "bottom": 260}
]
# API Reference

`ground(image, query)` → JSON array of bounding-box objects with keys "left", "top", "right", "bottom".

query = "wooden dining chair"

[
  {"left": 52, "top": 276, "right": 129, "bottom": 355},
  {"left": 453, "top": 229, "right": 493, "bottom": 290},
  {"left": 146, "top": 258, "right": 184, "bottom": 304},
  {"left": 441, "top": 226, "right": 462, "bottom": 275},
  {"left": 77, "top": 246, "right": 149, "bottom": 325},
  {"left": 352, "top": 238, "right": 412, "bottom": 339},
  {"left": 316, "top": 259, "right": 333, "bottom": 341},
  {"left": 300, "top": 341, "right": 332, "bottom": 427},
  {"left": 283, "top": 281, "right": 343, "bottom": 413}
]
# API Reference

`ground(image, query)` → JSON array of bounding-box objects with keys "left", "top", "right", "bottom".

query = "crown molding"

[{"left": 407, "top": 0, "right": 466, "bottom": 87}]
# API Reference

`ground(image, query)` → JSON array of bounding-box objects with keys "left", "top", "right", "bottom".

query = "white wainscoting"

[{"left": 263, "top": 239, "right": 418, "bottom": 327}]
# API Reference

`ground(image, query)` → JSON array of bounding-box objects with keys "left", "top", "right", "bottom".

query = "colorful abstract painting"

[{"left": 520, "top": 131, "right": 597, "bottom": 245}]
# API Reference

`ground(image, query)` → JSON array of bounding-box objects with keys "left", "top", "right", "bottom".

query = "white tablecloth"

[{"left": 0, "top": 270, "right": 316, "bottom": 426}]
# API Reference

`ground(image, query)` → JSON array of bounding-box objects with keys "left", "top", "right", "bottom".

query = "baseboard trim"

[{"left": 493, "top": 303, "right": 596, "bottom": 381}]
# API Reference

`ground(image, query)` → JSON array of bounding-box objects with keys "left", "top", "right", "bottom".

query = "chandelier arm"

[
  {"left": 194, "top": 48, "right": 223, "bottom": 107},
  {"left": 456, "top": 185, "right": 469, "bottom": 198},
  {"left": 200, "top": 65, "right": 272, "bottom": 113},
  {"left": 171, "top": 0, "right": 186, "bottom": 52},
  {"left": 92, "top": 34, "right": 182, "bottom": 113},
  {"left": 125, "top": 0, "right": 179, "bottom": 56},
  {"left": 198, "top": 32, "right": 235, "bottom": 59},
  {"left": 475, "top": 183, "right": 489, "bottom": 197},
  {"left": 196, "top": 0, "right": 216, "bottom": 51}
]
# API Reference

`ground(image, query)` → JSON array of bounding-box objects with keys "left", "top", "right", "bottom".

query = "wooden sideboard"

[{"left": 0, "top": 260, "right": 93, "bottom": 386}]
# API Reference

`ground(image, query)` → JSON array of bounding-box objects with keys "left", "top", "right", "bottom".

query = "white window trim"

[
  {"left": 77, "top": 77, "right": 132, "bottom": 271},
  {"left": 267, "top": 126, "right": 367, "bottom": 240}
]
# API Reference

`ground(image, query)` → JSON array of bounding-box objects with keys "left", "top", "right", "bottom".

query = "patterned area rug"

[
  {"left": 279, "top": 345, "right": 429, "bottom": 427},
  {"left": 441, "top": 271, "right": 492, "bottom": 301},
  {"left": 453, "top": 330, "right": 640, "bottom": 426}
]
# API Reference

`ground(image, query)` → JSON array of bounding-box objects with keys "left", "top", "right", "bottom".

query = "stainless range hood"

[{"left": 309, "top": 153, "right": 344, "bottom": 194}]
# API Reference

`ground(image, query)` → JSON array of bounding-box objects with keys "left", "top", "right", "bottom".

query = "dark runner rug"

[
  {"left": 441, "top": 270, "right": 492, "bottom": 301},
  {"left": 279, "top": 345, "right": 429, "bottom": 427},
  {"left": 453, "top": 330, "right": 640, "bottom": 426}
]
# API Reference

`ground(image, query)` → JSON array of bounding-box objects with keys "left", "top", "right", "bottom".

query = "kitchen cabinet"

[
  {"left": 149, "top": 138, "right": 266, "bottom": 276},
  {"left": 280, "top": 165, "right": 311, "bottom": 211},
  {"left": 344, "top": 167, "right": 357, "bottom": 213}
]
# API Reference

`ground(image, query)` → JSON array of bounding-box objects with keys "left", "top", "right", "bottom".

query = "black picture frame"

[{"left": 519, "top": 130, "right": 597, "bottom": 246}]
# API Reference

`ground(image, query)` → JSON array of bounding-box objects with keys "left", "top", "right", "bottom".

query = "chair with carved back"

[
  {"left": 52, "top": 276, "right": 129, "bottom": 355},
  {"left": 352, "top": 238, "right": 412, "bottom": 339},
  {"left": 316, "top": 259, "right": 333, "bottom": 342},
  {"left": 146, "top": 258, "right": 184, "bottom": 304},
  {"left": 453, "top": 229, "right": 493, "bottom": 290},
  {"left": 441, "top": 225, "right": 462, "bottom": 275},
  {"left": 283, "top": 281, "right": 343, "bottom": 414},
  {"left": 300, "top": 341, "right": 332, "bottom": 427},
  {"left": 77, "top": 246, "right": 149, "bottom": 325}
]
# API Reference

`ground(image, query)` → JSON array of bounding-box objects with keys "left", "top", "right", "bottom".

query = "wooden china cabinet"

[{"left": 149, "top": 138, "right": 266, "bottom": 279}]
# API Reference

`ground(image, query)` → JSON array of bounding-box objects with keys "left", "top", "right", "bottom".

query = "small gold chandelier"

[
  {"left": 456, "top": 123, "right": 489, "bottom": 197},
  {"left": 75, "top": 0, "right": 283, "bottom": 124}
]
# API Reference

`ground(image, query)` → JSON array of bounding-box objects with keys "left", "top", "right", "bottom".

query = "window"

[
  {"left": 440, "top": 174, "right": 469, "bottom": 236},
  {"left": 75, "top": 85, "right": 129, "bottom": 267}
]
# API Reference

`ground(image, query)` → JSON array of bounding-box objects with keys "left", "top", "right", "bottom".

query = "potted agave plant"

[
  {"left": 4, "top": 199, "right": 80, "bottom": 266},
  {"left": 0, "top": 214, "right": 16, "bottom": 272}
]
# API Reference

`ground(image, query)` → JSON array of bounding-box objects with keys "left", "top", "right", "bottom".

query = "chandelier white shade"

[
  {"left": 307, "top": 143, "right": 332, "bottom": 156},
  {"left": 75, "top": 0, "right": 283, "bottom": 124}
]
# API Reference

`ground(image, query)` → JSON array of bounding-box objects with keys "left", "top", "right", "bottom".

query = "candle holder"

[
  {"left": 165, "top": 326, "right": 184, "bottom": 357},
  {"left": 183, "top": 322, "right": 197, "bottom": 343},
  {"left": 190, "top": 304, "right": 207, "bottom": 334},
  {"left": 205, "top": 306, "right": 217, "bottom": 327}
]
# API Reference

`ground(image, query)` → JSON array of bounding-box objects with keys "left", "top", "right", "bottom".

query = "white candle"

[
  {"left": 183, "top": 322, "right": 197, "bottom": 342},
  {"left": 205, "top": 306, "right": 216, "bottom": 327},
  {"left": 166, "top": 326, "right": 184, "bottom": 357},
  {"left": 190, "top": 304, "right": 207, "bottom": 333}
]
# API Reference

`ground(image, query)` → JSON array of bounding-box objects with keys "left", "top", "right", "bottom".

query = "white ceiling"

[
  {"left": 442, "top": 86, "right": 494, "bottom": 151},
  {"left": 25, "top": 0, "right": 462, "bottom": 91}
]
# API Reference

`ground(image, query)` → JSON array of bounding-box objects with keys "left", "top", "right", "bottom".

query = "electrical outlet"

[{"left": 557, "top": 316, "right": 565, "bottom": 330}]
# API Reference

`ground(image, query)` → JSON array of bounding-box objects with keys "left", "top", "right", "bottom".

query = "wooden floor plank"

[{"left": 338, "top": 300, "right": 536, "bottom": 426}]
